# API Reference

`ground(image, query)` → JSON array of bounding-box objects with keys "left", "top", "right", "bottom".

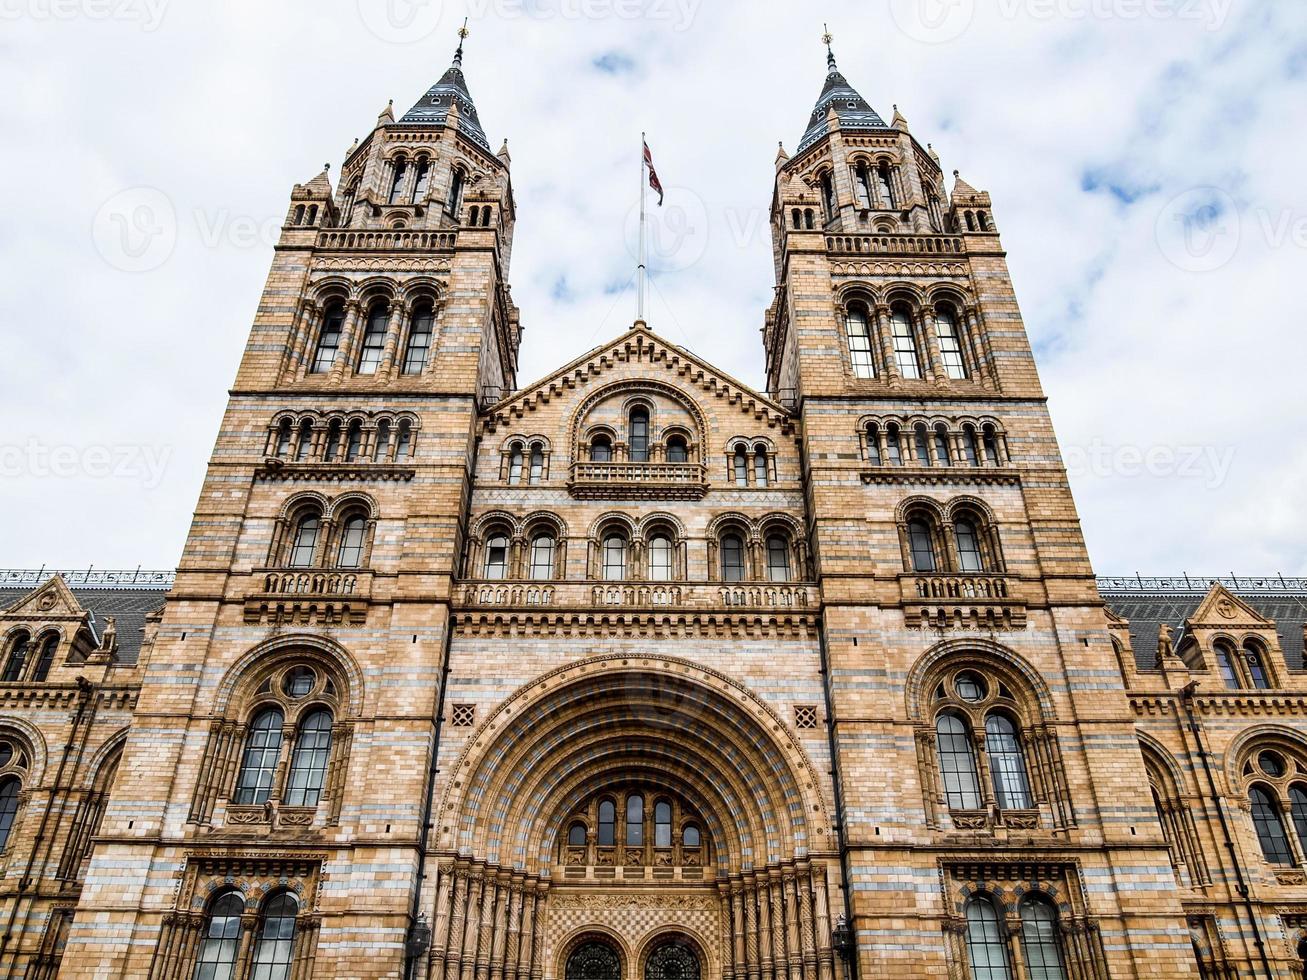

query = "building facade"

[{"left": 2, "top": 36, "right": 1307, "bottom": 980}]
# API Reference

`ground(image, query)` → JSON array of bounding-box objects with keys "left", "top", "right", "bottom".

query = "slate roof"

[
  {"left": 1098, "top": 576, "right": 1307, "bottom": 671},
  {"left": 399, "top": 41, "right": 491, "bottom": 150},
  {"left": 798, "top": 49, "right": 890, "bottom": 153},
  {"left": 0, "top": 570, "right": 171, "bottom": 667}
]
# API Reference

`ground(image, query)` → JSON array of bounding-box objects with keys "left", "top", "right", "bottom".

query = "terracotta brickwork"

[{"left": 1, "top": 39, "right": 1305, "bottom": 980}]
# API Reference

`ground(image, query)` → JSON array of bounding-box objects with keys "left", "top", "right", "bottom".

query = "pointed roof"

[
  {"left": 399, "top": 29, "right": 491, "bottom": 150},
  {"left": 798, "top": 38, "right": 888, "bottom": 153}
]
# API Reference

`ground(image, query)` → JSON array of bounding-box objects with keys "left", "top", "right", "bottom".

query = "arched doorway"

[
  {"left": 566, "top": 940, "right": 622, "bottom": 980},
  {"left": 644, "top": 940, "right": 700, "bottom": 980}
]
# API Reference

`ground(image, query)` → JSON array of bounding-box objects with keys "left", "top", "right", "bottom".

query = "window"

[
  {"left": 288, "top": 514, "right": 320, "bottom": 568},
  {"left": 568, "top": 822, "right": 587, "bottom": 847},
  {"left": 484, "top": 534, "right": 510, "bottom": 579},
  {"left": 935, "top": 308, "right": 968, "bottom": 379},
  {"left": 766, "top": 535, "right": 792, "bottom": 582},
  {"left": 284, "top": 710, "right": 332, "bottom": 807},
  {"left": 275, "top": 419, "right": 293, "bottom": 457},
  {"left": 655, "top": 799, "right": 672, "bottom": 847},
  {"left": 964, "top": 897, "right": 1011, "bottom": 980},
  {"left": 375, "top": 420, "right": 392, "bottom": 461},
  {"left": 885, "top": 424, "right": 903, "bottom": 465},
  {"left": 446, "top": 168, "right": 464, "bottom": 218},
  {"left": 853, "top": 163, "right": 872, "bottom": 209},
  {"left": 982, "top": 426, "right": 1001, "bottom": 465},
  {"left": 1019, "top": 897, "right": 1067, "bottom": 980},
  {"left": 1214, "top": 646, "right": 1240, "bottom": 689},
  {"left": 754, "top": 446, "right": 770, "bottom": 486},
  {"left": 934, "top": 425, "right": 952, "bottom": 467},
  {"left": 529, "top": 534, "right": 555, "bottom": 580},
  {"left": 388, "top": 158, "right": 408, "bottom": 204},
  {"left": 626, "top": 794, "right": 643, "bottom": 845},
  {"left": 820, "top": 171, "right": 835, "bottom": 218},
  {"left": 529, "top": 446, "right": 545, "bottom": 485},
  {"left": 602, "top": 535, "right": 627, "bottom": 580},
  {"left": 914, "top": 424, "right": 931, "bottom": 466},
  {"left": 666, "top": 436, "right": 688, "bottom": 463},
  {"left": 733, "top": 447, "right": 749, "bottom": 486},
  {"left": 412, "top": 159, "right": 431, "bottom": 202},
  {"left": 311, "top": 304, "right": 345, "bottom": 374},
  {"left": 31, "top": 635, "right": 58, "bottom": 682},
  {"left": 683, "top": 824, "right": 701, "bottom": 847},
  {"left": 403, "top": 304, "right": 434, "bottom": 374},
  {"left": 955, "top": 671, "right": 987, "bottom": 703},
  {"left": 985, "top": 714, "right": 1033, "bottom": 809},
  {"left": 344, "top": 421, "right": 363, "bottom": 462},
  {"left": 1250, "top": 785, "right": 1294, "bottom": 865},
  {"left": 283, "top": 667, "right": 315, "bottom": 699},
  {"left": 0, "top": 776, "right": 19, "bottom": 852},
  {"left": 193, "top": 892, "right": 244, "bottom": 980},
  {"left": 908, "top": 519, "right": 937, "bottom": 573},
  {"left": 1290, "top": 785, "right": 1307, "bottom": 857},
  {"left": 393, "top": 419, "right": 412, "bottom": 459},
  {"left": 598, "top": 799, "right": 616, "bottom": 846},
  {"left": 323, "top": 420, "right": 342, "bottom": 462},
  {"left": 1245, "top": 645, "right": 1271, "bottom": 689},
  {"left": 720, "top": 534, "right": 746, "bottom": 582},
  {"left": 846, "top": 306, "right": 876, "bottom": 378},
  {"left": 357, "top": 304, "right": 389, "bottom": 374},
  {"left": 956, "top": 519, "right": 984, "bottom": 573},
  {"left": 866, "top": 424, "right": 883, "bottom": 466},
  {"left": 234, "top": 708, "right": 285, "bottom": 806},
  {"left": 294, "top": 420, "right": 313, "bottom": 462},
  {"left": 2, "top": 635, "right": 29, "bottom": 683},
  {"left": 876, "top": 163, "right": 896, "bottom": 209},
  {"left": 629, "top": 409, "right": 649, "bottom": 462},
  {"left": 936, "top": 713, "right": 982, "bottom": 810},
  {"left": 250, "top": 892, "right": 298, "bottom": 980},
  {"left": 590, "top": 435, "right": 612, "bottom": 462},
  {"left": 962, "top": 426, "right": 980, "bottom": 466},
  {"left": 508, "top": 445, "right": 524, "bottom": 484},
  {"left": 336, "top": 515, "right": 367, "bottom": 568},
  {"left": 891, "top": 310, "right": 921, "bottom": 379},
  {"left": 648, "top": 535, "right": 674, "bottom": 581}
]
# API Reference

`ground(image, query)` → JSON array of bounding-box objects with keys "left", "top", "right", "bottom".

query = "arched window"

[
  {"left": 853, "top": 162, "right": 872, "bottom": 209},
  {"left": 626, "top": 794, "right": 643, "bottom": 845},
  {"left": 845, "top": 305, "right": 876, "bottom": 378},
  {"left": 955, "top": 518, "right": 984, "bottom": 573},
  {"left": 648, "top": 535, "right": 674, "bottom": 581},
  {"left": 683, "top": 823, "right": 701, "bottom": 847},
  {"left": 508, "top": 444, "right": 524, "bottom": 484},
  {"left": 193, "top": 892, "right": 244, "bottom": 980},
  {"left": 250, "top": 892, "right": 299, "bottom": 980},
  {"left": 936, "top": 713, "right": 982, "bottom": 810},
  {"left": 395, "top": 419, "right": 414, "bottom": 459},
  {"left": 1210, "top": 645, "right": 1239, "bottom": 688},
  {"left": 0, "top": 775, "right": 20, "bottom": 852},
  {"left": 876, "top": 162, "right": 896, "bottom": 209},
  {"left": 284, "top": 710, "right": 332, "bottom": 807},
  {"left": 412, "top": 159, "right": 431, "bottom": 202},
  {"left": 890, "top": 309, "right": 921, "bottom": 379},
  {"left": 602, "top": 534, "right": 627, "bottom": 581},
  {"left": 597, "top": 799, "right": 616, "bottom": 846},
  {"left": 885, "top": 424, "right": 903, "bottom": 465},
  {"left": 293, "top": 204, "right": 305, "bottom": 225},
  {"left": 31, "top": 634, "right": 58, "bottom": 682},
  {"left": 913, "top": 424, "right": 931, "bottom": 466},
  {"left": 311, "top": 304, "right": 345, "bottom": 374},
  {"left": 568, "top": 822, "right": 587, "bottom": 847},
  {"left": 985, "top": 714, "right": 1032, "bottom": 809},
  {"left": 733, "top": 447, "right": 749, "bottom": 486},
  {"left": 866, "top": 424, "right": 883, "bottom": 466},
  {"left": 402, "top": 303, "right": 434, "bottom": 374},
  {"left": 288, "top": 512, "right": 320, "bottom": 568},
  {"left": 1250, "top": 785, "right": 1294, "bottom": 865},
  {"left": 388, "top": 157, "right": 408, "bottom": 204},
  {"left": 294, "top": 420, "right": 313, "bottom": 462},
  {"left": 590, "top": 435, "right": 612, "bottom": 462},
  {"left": 666, "top": 436, "right": 688, "bottom": 463},
  {"left": 934, "top": 425, "right": 952, "bottom": 466},
  {"left": 275, "top": 419, "right": 293, "bottom": 458},
  {"left": 356, "top": 303, "right": 389, "bottom": 374},
  {"left": 344, "top": 421, "right": 363, "bottom": 462},
  {"left": 336, "top": 515, "right": 367, "bottom": 568},
  {"left": 964, "top": 896, "right": 1011, "bottom": 980},
  {"left": 754, "top": 446, "right": 770, "bottom": 486},
  {"left": 323, "top": 420, "right": 342, "bottom": 462},
  {"left": 1289, "top": 785, "right": 1307, "bottom": 857},
  {"left": 1245, "top": 644, "right": 1271, "bottom": 689},
  {"left": 935, "top": 307, "right": 968, "bottom": 379},
  {"left": 655, "top": 799, "right": 672, "bottom": 847},
  {"left": 529, "top": 534, "right": 555, "bottom": 580},
  {"left": 234, "top": 708, "right": 284, "bottom": 806},
  {"left": 982, "top": 425, "right": 1001, "bottom": 465},
  {"left": 2, "top": 634, "right": 29, "bottom": 683},
  {"left": 484, "top": 534, "right": 510, "bottom": 580},
  {"left": 446, "top": 167, "right": 465, "bottom": 219},
  {"left": 529, "top": 446, "right": 545, "bottom": 485},
  {"left": 566, "top": 942, "right": 621, "bottom": 980},
  {"left": 962, "top": 426, "right": 980, "bottom": 466},
  {"left": 1019, "top": 897, "right": 1067, "bottom": 980},
  {"left": 1298, "top": 937, "right": 1307, "bottom": 978},
  {"left": 766, "top": 535, "right": 792, "bottom": 582},
  {"left": 629, "top": 409, "right": 650, "bottom": 462},
  {"left": 375, "top": 419, "right": 392, "bottom": 461},
  {"left": 720, "top": 534, "right": 746, "bottom": 582},
  {"left": 820, "top": 171, "right": 835, "bottom": 218},
  {"left": 646, "top": 942, "right": 700, "bottom": 980},
  {"left": 908, "top": 518, "right": 937, "bottom": 573}
]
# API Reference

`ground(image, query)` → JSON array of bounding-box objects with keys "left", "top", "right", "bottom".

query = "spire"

[
  {"left": 400, "top": 21, "right": 491, "bottom": 150},
  {"left": 798, "top": 26, "right": 888, "bottom": 153}
]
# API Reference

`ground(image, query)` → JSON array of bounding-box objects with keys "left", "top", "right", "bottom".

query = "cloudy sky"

[{"left": 1, "top": 0, "right": 1304, "bottom": 575}]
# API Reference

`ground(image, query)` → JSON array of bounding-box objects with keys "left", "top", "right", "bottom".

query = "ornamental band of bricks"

[{"left": 0, "top": 37, "right": 1304, "bottom": 980}]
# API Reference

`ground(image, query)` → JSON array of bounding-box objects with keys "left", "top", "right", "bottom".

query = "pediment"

[
  {"left": 1188, "top": 583, "right": 1271, "bottom": 628},
  {"left": 2, "top": 574, "right": 86, "bottom": 621},
  {"left": 481, "top": 325, "right": 793, "bottom": 434}
]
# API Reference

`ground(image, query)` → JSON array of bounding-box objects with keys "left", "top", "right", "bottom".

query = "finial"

[
  {"left": 953, "top": 170, "right": 960, "bottom": 177},
  {"left": 822, "top": 24, "right": 836, "bottom": 70},
  {"left": 454, "top": 18, "right": 469, "bottom": 65},
  {"left": 323, "top": 162, "right": 330, "bottom": 172}
]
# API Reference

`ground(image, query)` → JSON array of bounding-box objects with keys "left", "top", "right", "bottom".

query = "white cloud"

[{"left": 0, "top": 0, "right": 1303, "bottom": 573}]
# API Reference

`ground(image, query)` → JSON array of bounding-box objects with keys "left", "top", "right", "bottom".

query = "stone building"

[{"left": 2, "top": 34, "right": 1307, "bottom": 980}]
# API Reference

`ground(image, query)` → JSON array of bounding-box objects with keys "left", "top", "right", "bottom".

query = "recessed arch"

[
  {"left": 907, "top": 638, "right": 1057, "bottom": 722},
  {"left": 210, "top": 633, "right": 364, "bottom": 718}
]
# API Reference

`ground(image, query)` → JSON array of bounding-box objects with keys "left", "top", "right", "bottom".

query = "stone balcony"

[
  {"left": 567, "top": 461, "right": 709, "bottom": 500},
  {"left": 900, "top": 573, "right": 1026, "bottom": 630},
  {"left": 315, "top": 229, "right": 457, "bottom": 252},
  {"left": 825, "top": 233, "right": 965, "bottom": 257},
  {"left": 456, "top": 580, "right": 813, "bottom": 612},
  {"left": 243, "top": 568, "right": 372, "bottom": 625}
]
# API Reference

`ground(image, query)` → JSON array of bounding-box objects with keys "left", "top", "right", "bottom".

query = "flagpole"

[{"left": 638, "top": 131, "right": 647, "bottom": 324}]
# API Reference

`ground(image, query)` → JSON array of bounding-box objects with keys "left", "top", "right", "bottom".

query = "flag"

[{"left": 643, "top": 140, "right": 664, "bottom": 206}]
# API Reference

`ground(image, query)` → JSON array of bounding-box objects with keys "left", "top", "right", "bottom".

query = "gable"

[
  {"left": 1, "top": 574, "right": 86, "bottom": 621},
  {"left": 1188, "top": 583, "right": 1272, "bottom": 629}
]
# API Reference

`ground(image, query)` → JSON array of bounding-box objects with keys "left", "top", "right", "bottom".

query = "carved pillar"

[
  {"left": 529, "top": 884, "right": 547, "bottom": 980},
  {"left": 918, "top": 309, "right": 945, "bottom": 383},
  {"left": 490, "top": 873, "right": 511, "bottom": 980},
  {"left": 381, "top": 300, "right": 408, "bottom": 376},
  {"left": 459, "top": 872, "right": 482, "bottom": 980},
  {"left": 503, "top": 879, "right": 524, "bottom": 980},
  {"left": 731, "top": 881, "right": 748, "bottom": 980},
  {"left": 873, "top": 305, "right": 900, "bottom": 386},
  {"left": 720, "top": 883, "right": 737, "bottom": 980},
  {"left": 756, "top": 873, "right": 775, "bottom": 980},
  {"left": 812, "top": 864, "right": 835, "bottom": 980},
  {"left": 797, "top": 864, "right": 818, "bottom": 972},
  {"left": 744, "top": 877, "right": 762, "bottom": 980},
  {"left": 514, "top": 884, "right": 536, "bottom": 980},
  {"left": 783, "top": 870, "right": 802, "bottom": 980},
  {"left": 476, "top": 872, "right": 497, "bottom": 980},
  {"left": 330, "top": 301, "right": 363, "bottom": 380}
]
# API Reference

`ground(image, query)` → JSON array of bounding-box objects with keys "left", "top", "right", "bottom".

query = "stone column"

[
  {"left": 756, "top": 873, "right": 775, "bottom": 980},
  {"left": 460, "top": 872, "right": 482, "bottom": 980},
  {"left": 330, "top": 301, "right": 362, "bottom": 380},
  {"left": 745, "top": 877, "right": 762, "bottom": 980},
  {"left": 872, "top": 305, "right": 900, "bottom": 386}
]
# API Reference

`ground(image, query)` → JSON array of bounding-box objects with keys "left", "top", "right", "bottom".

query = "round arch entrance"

[
  {"left": 643, "top": 939, "right": 701, "bottom": 980},
  {"left": 565, "top": 939, "right": 622, "bottom": 980}
]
